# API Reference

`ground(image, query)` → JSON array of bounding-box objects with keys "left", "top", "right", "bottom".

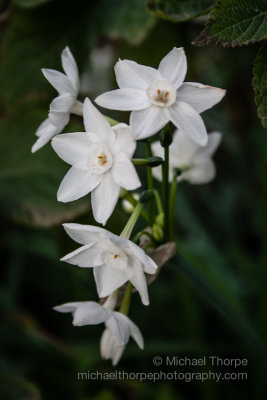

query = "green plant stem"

[
  {"left": 162, "top": 146, "right": 170, "bottom": 242},
  {"left": 170, "top": 169, "right": 179, "bottom": 240},
  {"left": 120, "top": 189, "right": 149, "bottom": 223},
  {"left": 146, "top": 141, "right": 155, "bottom": 224},
  {"left": 119, "top": 282, "right": 132, "bottom": 315},
  {"left": 153, "top": 189, "right": 163, "bottom": 214}
]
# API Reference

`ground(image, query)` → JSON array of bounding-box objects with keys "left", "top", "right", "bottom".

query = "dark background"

[{"left": 0, "top": 0, "right": 267, "bottom": 399}]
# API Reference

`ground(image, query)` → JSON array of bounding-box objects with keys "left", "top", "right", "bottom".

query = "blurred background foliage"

[{"left": 0, "top": 0, "right": 267, "bottom": 399}]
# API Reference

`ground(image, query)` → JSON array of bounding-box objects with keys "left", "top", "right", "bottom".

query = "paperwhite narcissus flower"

[
  {"left": 61, "top": 223, "right": 157, "bottom": 305},
  {"left": 95, "top": 47, "right": 226, "bottom": 146},
  {"left": 52, "top": 98, "right": 141, "bottom": 225},
  {"left": 32, "top": 47, "right": 81, "bottom": 153},
  {"left": 53, "top": 301, "right": 144, "bottom": 364},
  {"left": 152, "top": 130, "right": 222, "bottom": 184}
]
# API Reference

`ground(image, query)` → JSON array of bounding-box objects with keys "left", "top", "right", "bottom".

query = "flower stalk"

[
  {"left": 119, "top": 282, "right": 133, "bottom": 315},
  {"left": 169, "top": 168, "right": 181, "bottom": 240}
]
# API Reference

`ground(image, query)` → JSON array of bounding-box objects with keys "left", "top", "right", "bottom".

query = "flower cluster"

[{"left": 32, "top": 47, "right": 225, "bottom": 364}]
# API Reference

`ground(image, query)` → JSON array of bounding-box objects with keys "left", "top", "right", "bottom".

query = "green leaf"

[
  {"left": 171, "top": 253, "right": 267, "bottom": 360},
  {"left": 0, "top": 372, "right": 41, "bottom": 400},
  {"left": 253, "top": 43, "right": 267, "bottom": 128},
  {"left": 146, "top": 0, "right": 215, "bottom": 22},
  {"left": 14, "top": 0, "right": 54, "bottom": 8},
  {"left": 97, "top": 0, "right": 155, "bottom": 44},
  {"left": 0, "top": 104, "right": 89, "bottom": 227},
  {"left": 193, "top": 0, "right": 267, "bottom": 47}
]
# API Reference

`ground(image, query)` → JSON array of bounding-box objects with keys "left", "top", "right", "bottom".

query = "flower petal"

[
  {"left": 194, "top": 132, "right": 222, "bottom": 160},
  {"left": 61, "top": 46, "right": 79, "bottom": 94},
  {"left": 169, "top": 129, "right": 199, "bottom": 164},
  {"left": 31, "top": 119, "right": 60, "bottom": 153},
  {"left": 130, "top": 106, "right": 168, "bottom": 139},
  {"left": 126, "top": 242, "right": 157, "bottom": 274},
  {"left": 93, "top": 265, "right": 129, "bottom": 298},
  {"left": 53, "top": 302, "right": 84, "bottom": 313},
  {"left": 91, "top": 172, "right": 120, "bottom": 225},
  {"left": 106, "top": 313, "right": 131, "bottom": 344},
  {"left": 95, "top": 88, "right": 150, "bottom": 111},
  {"left": 63, "top": 223, "right": 118, "bottom": 245},
  {"left": 52, "top": 132, "right": 91, "bottom": 165},
  {"left": 48, "top": 110, "right": 69, "bottom": 130},
  {"left": 111, "top": 123, "right": 136, "bottom": 158},
  {"left": 83, "top": 98, "right": 115, "bottom": 147},
  {"left": 100, "top": 329, "right": 125, "bottom": 366},
  {"left": 54, "top": 301, "right": 109, "bottom": 326},
  {"left": 158, "top": 47, "right": 187, "bottom": 89},
  {"left": 61, "top": 243, "right": 103, "bottom": 268},
  {"left": 112, "top": 153, "right": 141, "bottom": 190},
  {"left": 49, "top": 93, "right": 75, "bottom": 112},
  {"left": 166, "top": 101, "right": 208, "bottom": 146},
  {"left": 128, "top": 256, "right": 149, "bottom": 305},
  {"left": 57, "top": 166, "right": 101, "bottom": 202},
  {"left": 73, "top": 302, "right": 109, "bottom": 326},
  {"left": 177, "top": 82, "right": 226, "bottom": 113},
  {"left": 128, "top": 320, "right": 144, "bottom": 349},
  {"left": 114, "top": 59, "right": 160, "bottom": 89},
  {"left": 42, "top": 68, "right": 74, "bottom": 95},
  {"left": 182, "top": 159, "right": 216, "bottom": 184}
]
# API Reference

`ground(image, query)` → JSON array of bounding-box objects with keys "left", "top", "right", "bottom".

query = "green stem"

[
  {"left": 153, "top": 189, "right": 163, "bottom": 214},
  {"left": 146, "top": 141, "right": 155, "bottom": 224},
  {"left": 170, "top": 168, "right": 180, "bottom": 240},
  {"left": 162, "top": 146, "right": 170, "bottom": 242},
  {"left": 119, "top": 282, "right": 132, "bottom": 315},
  {"left": 120, "top": 189, "right": 149, "bottom": 223},
  {"left": 120, "top": 190, "right": 152, "bottom": 239}
]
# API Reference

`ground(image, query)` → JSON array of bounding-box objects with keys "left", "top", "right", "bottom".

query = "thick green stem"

[
  {"left": 120, "top": 189, "right": 149, "bottom": 223},
  {"left": 120, "top": 190, "right": 151, "bottom": 239},
  {"left": 146, "top": 141, "right": 155, "bottom": 224},
  {"left": 170, "top": 168, "right": 180, "bottom": 240},
  {"left": 162, "top": 146, "right": 170, "bottom": 242},
  {"left": 119, "top": 282, "right": 132, "bottom": 315},
  {"left": 153, "top": 189, "right": 163, "bottom": 214}
]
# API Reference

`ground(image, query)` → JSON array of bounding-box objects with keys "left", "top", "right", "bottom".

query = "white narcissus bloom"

[
  {"left": 152, "top": 130, "right": 222, "bottom": 184},
  {"left": 54, "top": 301, "right": 144, "bottom": 365},
  {"left": 61, "top": 223, "right": 157, "bottom": 305},
  {"left": 95, "top": 47, "right": 226, "bottom": 146},
  {"left": 32, "top": 47, "right": 81, "bottom": 153},
  {"left": 52, "top": 98, "right": 141, "bottom": 225}
]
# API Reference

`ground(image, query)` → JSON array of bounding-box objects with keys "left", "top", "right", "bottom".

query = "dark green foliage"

[
  {"left": 253, "top": 43, "right": 267, "bottom": 128},
  {"left": 193, "top": 0, "right": 267, "bottom": 47},
  {"left": 146, "top": 0, "right": 215, "bottom": 22}
]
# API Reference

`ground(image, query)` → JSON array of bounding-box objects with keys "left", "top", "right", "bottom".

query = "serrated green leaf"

[
  {"left": 146, "top": 0, "right": 215, "bottom": 22},
  {"left": 0, "top": 104, "right": 89, "bottom": 227},
  {"left": 14, "top": 0, "right": 54, "bottom": 8},
  {"left": 193, "top": 0, "right": 267, "bottom": 47},
  {"left": 253, "top": 43, "right": 267, "bottom": 128}
]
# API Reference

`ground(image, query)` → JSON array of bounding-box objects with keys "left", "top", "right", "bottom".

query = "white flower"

[
  {"left": 152, "top": 130, "right": 222, "bottom": 184},
  {"left": 60, "top": 223, "right": 157, "bottom": 305},
  {"left": 54, "top": 301, "right": 144, "bottom": 365},
  {"left": 32, "top": 47, "right": 81, "bottom": 153},
  {"left": 52, "top": 98, "right": 141, "bottom": 225},
  {"left": 95, "top": 47, "right": 226, "bottom": 146}
]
